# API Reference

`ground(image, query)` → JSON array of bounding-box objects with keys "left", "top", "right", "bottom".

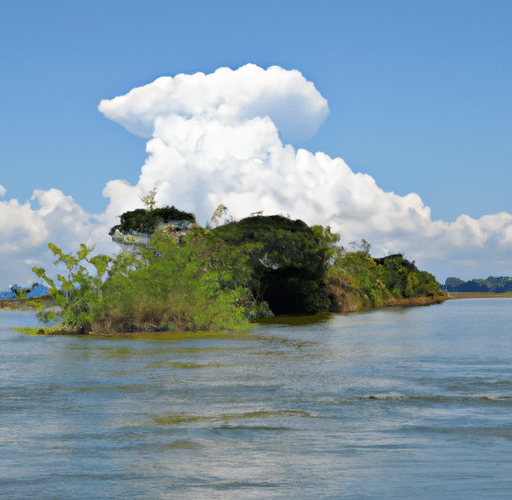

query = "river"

[{"left": 1, "top": 299, "right": 511, "bottom": 499}]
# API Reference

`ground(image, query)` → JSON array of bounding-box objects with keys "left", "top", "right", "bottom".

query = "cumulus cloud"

[
  {"left": 97, "top": 64, "right": 512, "bottom": 282},
  {"left": 0, "top": 189, "right": 118, "bottom": 289},
  {"left": 98, "top": 64, "right": 329, "bottom": 142},
  {"left": 0, "top": 185, "right": 6, "bottom": 197},
  {"left": 1, "top": 64, "right": 510, "bottom": 289}
]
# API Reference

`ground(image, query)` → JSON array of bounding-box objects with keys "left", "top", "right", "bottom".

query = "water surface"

[{"left": 1, "top": 300, "right": 511, "bottom": 498}]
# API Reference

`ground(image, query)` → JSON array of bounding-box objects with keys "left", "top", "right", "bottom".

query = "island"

[{"left": 16, "top": 204, "right": 447, "bottom": 336}]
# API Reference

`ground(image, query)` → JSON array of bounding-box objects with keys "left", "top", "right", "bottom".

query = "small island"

[{"left": 15, "top": 204, "right": 447, "bottom": 336}]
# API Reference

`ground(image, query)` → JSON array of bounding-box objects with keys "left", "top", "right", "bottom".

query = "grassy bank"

[
  {"left": 380, "top": 295, "right": 449, "bottom": 307},
  {"left": 325, "top": 288, "right": 449, "bottom": 314}
]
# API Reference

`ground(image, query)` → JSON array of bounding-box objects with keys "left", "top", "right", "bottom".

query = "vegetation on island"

[
  {"left": 212, "top": 215, "right": 341, "bottom": 316},
  {"left": 109, "top": 205, "right": 196, "bottom": 235},
  {"left": 327, "top": 241, "right": 444, "bottom": 312},
  {"left": 31, "top": 204, "right": 446, "bottom": 335}
]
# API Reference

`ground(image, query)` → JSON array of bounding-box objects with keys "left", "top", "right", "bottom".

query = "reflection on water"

[{"left": 1, "top": 299, "right": 512, "bottom": 499}]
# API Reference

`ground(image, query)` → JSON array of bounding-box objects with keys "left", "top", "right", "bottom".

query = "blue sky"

[{"left": 1, "top": 0, "right": 511, "bottom": 288}]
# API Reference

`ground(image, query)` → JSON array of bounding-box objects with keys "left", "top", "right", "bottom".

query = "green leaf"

[
  {"left": 48, "top": 242, "right": 63, "bottom": 256},
  {"left": 55, "top": 294, "right": 66, "bottom": 307},
  {"left": 78, "top": 243, "right": 90, "bottom": 261},
  {"left": 89, "top": 254, "right": 111, "bottom": 278}
]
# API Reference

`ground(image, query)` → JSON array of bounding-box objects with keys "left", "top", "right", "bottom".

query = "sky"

[{"left": 1, "top": 0, "right": 511, "bottom": 289}]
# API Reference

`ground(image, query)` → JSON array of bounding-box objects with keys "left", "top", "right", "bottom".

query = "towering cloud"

[
  {"left": 0, "top": 64, "right": 510, "bottom": 289},
  {"left": 98, "top": 64, "right": 329, "bottom": 142},
  {"left": 97, "top": 64, "right": 512, "bottom": 280}
]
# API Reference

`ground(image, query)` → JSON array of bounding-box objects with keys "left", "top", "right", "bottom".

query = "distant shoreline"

[
  {"left": 0, "top": 296, "right": 55, "bottom": 311},
  {"left": 447, "top": 292, "right": 512, "bottom": 299}
]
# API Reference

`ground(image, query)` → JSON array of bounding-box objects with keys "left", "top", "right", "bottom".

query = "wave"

[{"left": 335, "top": 393, "right": 512, "bottom": 405}]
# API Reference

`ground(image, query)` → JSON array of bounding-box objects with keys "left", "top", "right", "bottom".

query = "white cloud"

[
  {"left": 98, "top": 64, "right": 329, "bottom": 142},
  {"left": 98, "top": 64, "right": 512, "bottom": 282},
  {"left": 1, "top": 64, "right": 511, "bottom": 289},
  {"left": 0, "top": 189, "right": 118, "bottom": 289},
  {"left": 0, "top": 185, "right": 6, "bottom": 197}
]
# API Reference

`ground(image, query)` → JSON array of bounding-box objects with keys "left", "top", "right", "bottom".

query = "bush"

[
  {"left": 109, "top": 206, "right": 196, "bottom": 235},
  {"left": 328, "top": 244, "right": 444, "bottom": 308},
  {"left": 213, "top": 215, "right": 340, "bottom": 315},
  {"left": 32, "top": 227, "right": 265, "bottom": 333}
]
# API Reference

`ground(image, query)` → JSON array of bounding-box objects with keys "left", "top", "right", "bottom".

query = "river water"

[{"left": 1, "top": 299, "right": 512, "bottom": 499}]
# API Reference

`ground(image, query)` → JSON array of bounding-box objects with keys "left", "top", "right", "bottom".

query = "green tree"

[
  {"left": 32, "top": 225, "right": 268, "bottom": 332},
  {"left": 329, "top": 241, "right": 386, "bottom": 307},
  {"left": 213, "top": 215, "right": 341, "bottom": 315},
  {"left": 109, "top": 205, "right": 196, "bottom": 235},
  {"left": 140, "top": 187, "right": 158, "bottom": 212},
  {"left": 206, "top": 204, "right": 228, "bottom": 229},
  {"left": 33, "top": 242, "right": 136, "bottom": 325}
]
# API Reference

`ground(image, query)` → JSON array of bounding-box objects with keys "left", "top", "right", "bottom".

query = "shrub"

[
  {"left": 213, "top": 215, "right": 341, "bottom": 315},
  {"left": 32, "top": 227, "right": 263, "bottom": 333},
  {"left": 109, "top": 205, "right": 196, "bottom": 235}
]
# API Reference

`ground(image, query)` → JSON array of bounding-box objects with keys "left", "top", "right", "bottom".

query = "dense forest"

[
  {"left": 442, "top": 276, "right": 512, "bottom": 293},
  {"left": 33, "top": 205, "right": 446, "bottom": 334}
]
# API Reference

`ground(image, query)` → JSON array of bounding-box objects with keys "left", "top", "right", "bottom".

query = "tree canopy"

[
  {"left": 212, "top": 215, "right": 341, "bottom": 315},
  {"left": 109, "top": 205, "right": 196, "bottom": 235}
]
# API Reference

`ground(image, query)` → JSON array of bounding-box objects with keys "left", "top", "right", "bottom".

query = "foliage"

[
  {"left": 328, "top": 243, "right": 386, "bottom": 307},
  {"left": 109, "top": 205, "right": 196, "bottom": 235},
  {"left": 140, "top": 187, "right": 158, "bottom": 212},
  {"left": 101, "top": 226, "right": 270, "bottom": 330},
  {"left": 32, "top": 227, "right": 268, "bottom": 332},
  {"left": 444, "top": 276, "right": 512, "bottom": 293},
  {"left": 213, "top": 215, "right": 341, "bottom": 315},
  {"left": 206, "top": 204, "right": 228, "bottom": 229},
  {"left": 328, "top": 244, "right": 444, "bottom": 309},
  {"left": 33, "top": 243, "right": 135, "bottom": 325},
  {"left": 33, "top": 207, "right": 444, "bottom": 331},
  {"left": 373, "top": 254, "right": 442, "bottom": 298},
  {"left": 13, "top": 288, "right": 27, "bottom": 300}
]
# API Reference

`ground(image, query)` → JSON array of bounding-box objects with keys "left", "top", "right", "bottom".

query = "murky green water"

[{"left": 1, "top": 300, "right": 512, "bottom": 498}]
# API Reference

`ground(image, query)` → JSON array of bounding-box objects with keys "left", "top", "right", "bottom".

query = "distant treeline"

[{"left": 441, "top": 276, "right": 512, "bottom": 293}]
